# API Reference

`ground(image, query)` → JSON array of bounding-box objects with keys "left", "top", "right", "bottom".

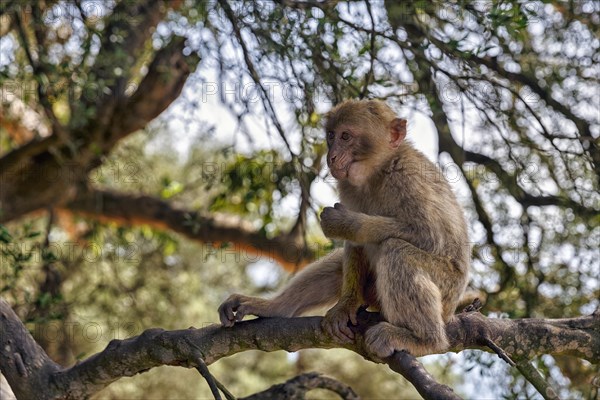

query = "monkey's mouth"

[{"left": 330, "top": 161, "right": 353, "bottom": 179}]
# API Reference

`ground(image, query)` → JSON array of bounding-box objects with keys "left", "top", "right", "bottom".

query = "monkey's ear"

[{"left": 389, "top": 118, "right": 407, "bottom": 148}]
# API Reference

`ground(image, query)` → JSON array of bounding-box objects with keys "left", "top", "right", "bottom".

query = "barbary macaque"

[{"left": 218, "top": 99, "right": 470, "bottom": 358}]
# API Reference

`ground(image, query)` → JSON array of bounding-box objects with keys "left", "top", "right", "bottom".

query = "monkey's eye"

[
  {"left": 341, "top": 132, "right": 350, "bottom": 140},
  {"left": 327, "top": 131, "right": 335, "bottom": 141}
]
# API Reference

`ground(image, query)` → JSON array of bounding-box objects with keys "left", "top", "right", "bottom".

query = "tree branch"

[
  {"left": 0, "top": 298, "right": 61, "bottom": 399},
  {"left": 0, "top": 135, "right": 61, "bottom": 174},
  {"left": 0, "top": 30, "right": 197, "bottom": 224},
  {"left": 194, "top": 354, "right": 222, "bottom": 400},
  {"left": 11, "top": 8, "right": 63, "bottom": 133},
  {"left": 399, "top": 15, "right": 598, "bottom": 177},
  {"left": 383, "top": 4, "right": 597, "bottom": 218},
  {"left": 446, "top": 312, "right": 599, "bottom": 362},
  {"left": 515, "top": 361, "right": 560, "bottom": 400},
  {"left": 63, "top": 188, "right": 316, "bottom": 270},
  {"left": 106, "top": 36, "right": 200, "bottom": 149},
  {"left": 2, "top": 297, "right": 598, "bottom": 399},
  {"left": 423, "top": 49, "right": 595, "bottom": 219},
  {"left": 386, "top": 351, "right": 461, "bottom": 400},
  {"left": 218, "top": 0, "right": 296, "bottom": 158},
  {"left": 461, "top": 150, "right": 595, "bottom": 217},
  {"left": 79, "top": 0, "right": 171, "bottom": 130},
  {"left": 240, "top": 372, "right": 359, "bottom": 400}
]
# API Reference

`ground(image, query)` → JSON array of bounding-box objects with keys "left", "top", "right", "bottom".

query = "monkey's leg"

[
  {"left": 218, "top": 249, "right": 343, "bottom": 327},
  {"left": 365, "top": 239, "right": 449, "bottom": 359},
  {"left": 322, "top": 244, "right": 369, "bottom": 342}
]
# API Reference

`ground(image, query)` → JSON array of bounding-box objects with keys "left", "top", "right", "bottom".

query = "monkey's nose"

[{"left": 329, "top": 155, "right": 337, "bottom": 164}]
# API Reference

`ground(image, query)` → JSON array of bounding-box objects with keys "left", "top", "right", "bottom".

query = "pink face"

[
  {"left": 325, "top": 119, "right": 406, "bottom": 183},
  {"left": 326, "top": 125, "right": 372, "bottom": 181}
]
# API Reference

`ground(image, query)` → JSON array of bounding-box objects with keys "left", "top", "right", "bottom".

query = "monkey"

[{"left": 218, "top": 99, "right": 470, "bottom": 359}]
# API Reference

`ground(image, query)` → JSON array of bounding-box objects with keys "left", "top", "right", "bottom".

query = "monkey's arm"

[
  {"left": 322, "top": 244, "right": 367, "bottom": 341},
  {"left": 321, "top": 203, "right": 419, "bottom": 245}
]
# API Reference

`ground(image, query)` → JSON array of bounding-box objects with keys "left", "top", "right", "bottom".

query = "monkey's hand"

[
  {"left": 218, "top": 294, "right": 268, "bottom": 327},
  {"left": 321, "top": 297, "right": 361, "bottom": 343},
  {"left": 320, "top": 203, "right": 360, "bottom": 240}
]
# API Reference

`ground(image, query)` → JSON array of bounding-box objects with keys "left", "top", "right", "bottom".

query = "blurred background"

[{"left": 0, "top": 1, "right": 598, "bottom": 398}]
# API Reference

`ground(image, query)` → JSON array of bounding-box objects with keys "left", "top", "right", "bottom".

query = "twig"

[
  {"left": 480, "top": 337, "right": 515, "bottom": 367},
  {"left": 214, "top": 379, "right": 237, "bottom": 400},
  {"left": 515, "top": 360, "right": 560, "bottom": 400},
  {"left": 386, "top": 351, "right": 462, "bottom": 400},
  {"left": 192, "top": 347, "right": 236, "bottom": 399},
  {"left": 218, "top": 0, "right": 297, "bottom": 159},
  {"left": 360, "top": 0, "right": 377, "bottom": 99},
  {"left": 461, "top": 299, "right": 516, "bottom": 367},
  {"left": 194, "top": 354, "right": 222, "bottom": 400}
]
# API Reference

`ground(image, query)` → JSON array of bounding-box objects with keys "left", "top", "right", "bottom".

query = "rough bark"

[
  {"left": 0, "top": 299, "right": 61, "bottom": 399},
  {"left": 1, "top": 298, "right": 598, "bottom": 399}
]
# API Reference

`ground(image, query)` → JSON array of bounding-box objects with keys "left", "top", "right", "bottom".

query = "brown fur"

[{"left": 218, "top": 99, "right": 470, "bottom": 359}]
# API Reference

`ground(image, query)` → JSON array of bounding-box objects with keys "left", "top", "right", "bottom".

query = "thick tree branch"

[
  {"left": 445, "top": 312, "right": 599, "bottom": 362},
  {"left": 106, "top": 36, "right": 200, "bottom": 149},
  {"left": 2, "top": 297, "right": 597, "bottom": 399},
  {"left": 63, "top": 188, "right": 316, "bottom": 270},
  {"left": 0, "top": 135, "right": 61, "bottom": 174},
  {"left": 0, "top": 299, "right": 61, "bottom": 399}
]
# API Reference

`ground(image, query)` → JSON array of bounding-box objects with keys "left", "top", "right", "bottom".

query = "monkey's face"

[
  {"left": 324, "top": 99, "right": 408, "bottom": 185},
  {"left": 326, "top": 124, "right": 375, "bottom": 181}
]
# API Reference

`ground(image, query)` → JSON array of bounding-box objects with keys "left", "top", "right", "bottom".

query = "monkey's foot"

[
  {"left": 322, "top": 300, "right": 361, "bottom": 342},
  {"left": 218, "top": 294, "right": 267, "bottom": 327},
  {"left": 364, "top": 322, "right": 409, "bottom": 359}
]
